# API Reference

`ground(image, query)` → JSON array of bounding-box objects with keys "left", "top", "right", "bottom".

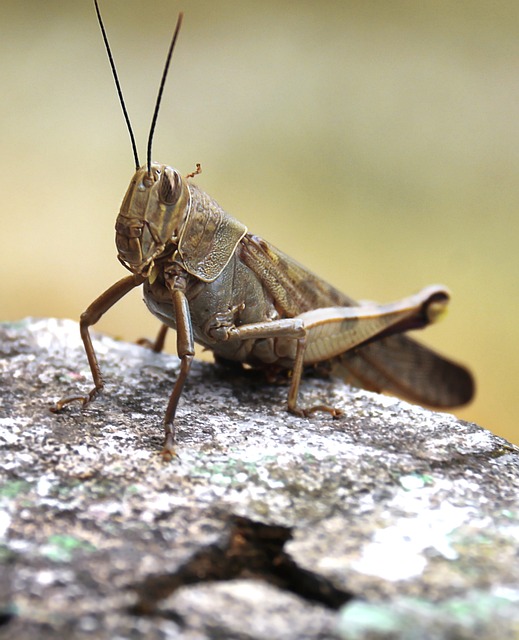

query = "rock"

[{"left": 0, "top": 317, "right": 518, "bottom": 639}]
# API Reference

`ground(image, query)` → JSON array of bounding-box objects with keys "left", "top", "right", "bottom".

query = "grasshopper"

[{"left": 52, "top": 2, "right": 474, "bottom": 456}]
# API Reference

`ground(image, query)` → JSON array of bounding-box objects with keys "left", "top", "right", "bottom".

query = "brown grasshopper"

[{"left": 52, "top": 2, "right": 474, "bottom": 456}]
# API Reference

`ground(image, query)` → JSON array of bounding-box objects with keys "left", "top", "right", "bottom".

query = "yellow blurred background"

[{"left": 1, "top": 1, "right": 518, "bottom": 443}]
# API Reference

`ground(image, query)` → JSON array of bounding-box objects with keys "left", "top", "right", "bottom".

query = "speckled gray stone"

[{"left": 0, "top": 318, "right": 518, "bottom": 639}]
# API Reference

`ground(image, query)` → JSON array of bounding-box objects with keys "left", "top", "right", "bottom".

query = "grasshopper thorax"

[{"left": 115, "top": 163, "right": 190, "bottom": 277}]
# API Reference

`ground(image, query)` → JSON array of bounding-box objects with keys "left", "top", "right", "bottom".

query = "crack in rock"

[{"left": 131, "top": 515, "right": 352, "bottom": 616}]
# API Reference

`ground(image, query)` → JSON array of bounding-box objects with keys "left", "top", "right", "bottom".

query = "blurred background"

[{"left": 1, "top": 1, "right": 518, "bottom": 443}]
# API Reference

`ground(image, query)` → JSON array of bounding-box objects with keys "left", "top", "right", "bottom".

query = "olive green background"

[{"left": 2, "top": 1, "right": 518, "bottom": 443}]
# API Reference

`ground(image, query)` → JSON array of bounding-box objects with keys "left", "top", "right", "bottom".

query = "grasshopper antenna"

[
  {"left": 146, "top": 12, "right": 184, "bottom": 176},
  {"left": 93, "top": 0, "right": 140, "bottom": 171}
]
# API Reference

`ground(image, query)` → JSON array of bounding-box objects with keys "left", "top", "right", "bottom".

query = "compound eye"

[{"left": 158, "top": 167, "right": 182, "bottom": 205}]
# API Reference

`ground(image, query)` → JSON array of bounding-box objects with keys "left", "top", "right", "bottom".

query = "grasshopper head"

[{"left": 115, "top": 163, "right": 190, "bottom": 276}]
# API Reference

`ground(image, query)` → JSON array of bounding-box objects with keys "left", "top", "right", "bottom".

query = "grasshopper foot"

[
  {"left": 137, "top": 324, "right": 169, "bottom": 353},
  {"left": 50, "top": 387, "right": 101, "bottom": 413},
  {"left": 136, "top": 337, "right": 155, "bottom": 349},
  {"left": 160, "top": 428, "right": 177, "bottom": 461},
  {"left": 288, "top": 404, "right": 343, "bottom": 419},
  {"left": 304, "top": 404, "right": 343, "bottom": 419}
]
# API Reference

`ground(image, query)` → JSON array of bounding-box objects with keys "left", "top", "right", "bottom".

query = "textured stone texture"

[{"left": 1, "top": 318, "right": 518, "bottom": 639}]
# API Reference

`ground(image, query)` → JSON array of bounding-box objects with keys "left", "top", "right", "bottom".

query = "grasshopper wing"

[
  {"left": 334, "top": 334, "right": 474, "bottom": 408},
  {"left": 239, "top": 234, "right": 355, "bottom": 314}
]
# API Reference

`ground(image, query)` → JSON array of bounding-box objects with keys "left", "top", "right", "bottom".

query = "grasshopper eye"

[{"left": 159, "top": 167, "right": 182, "bottom": 205}]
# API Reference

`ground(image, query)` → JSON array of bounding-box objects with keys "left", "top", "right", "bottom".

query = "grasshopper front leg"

[
  {"left": 51, "top": 274, "right": 145, "bottom": 412},
  {"left": 161, "top": 269, "right": 195, "bottom": 458}
]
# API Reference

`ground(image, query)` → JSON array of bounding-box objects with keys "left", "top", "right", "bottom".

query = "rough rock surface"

[{"left": 0, "top": 317, "right": 518, "bottom": 639}]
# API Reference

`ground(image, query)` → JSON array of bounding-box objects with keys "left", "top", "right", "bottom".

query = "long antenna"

[
  {"left": 146, "top": 12, "right": 184, "bottom": 175},
  {"left": 94, "top": 0, "right": 140, "bottom": 171}
]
